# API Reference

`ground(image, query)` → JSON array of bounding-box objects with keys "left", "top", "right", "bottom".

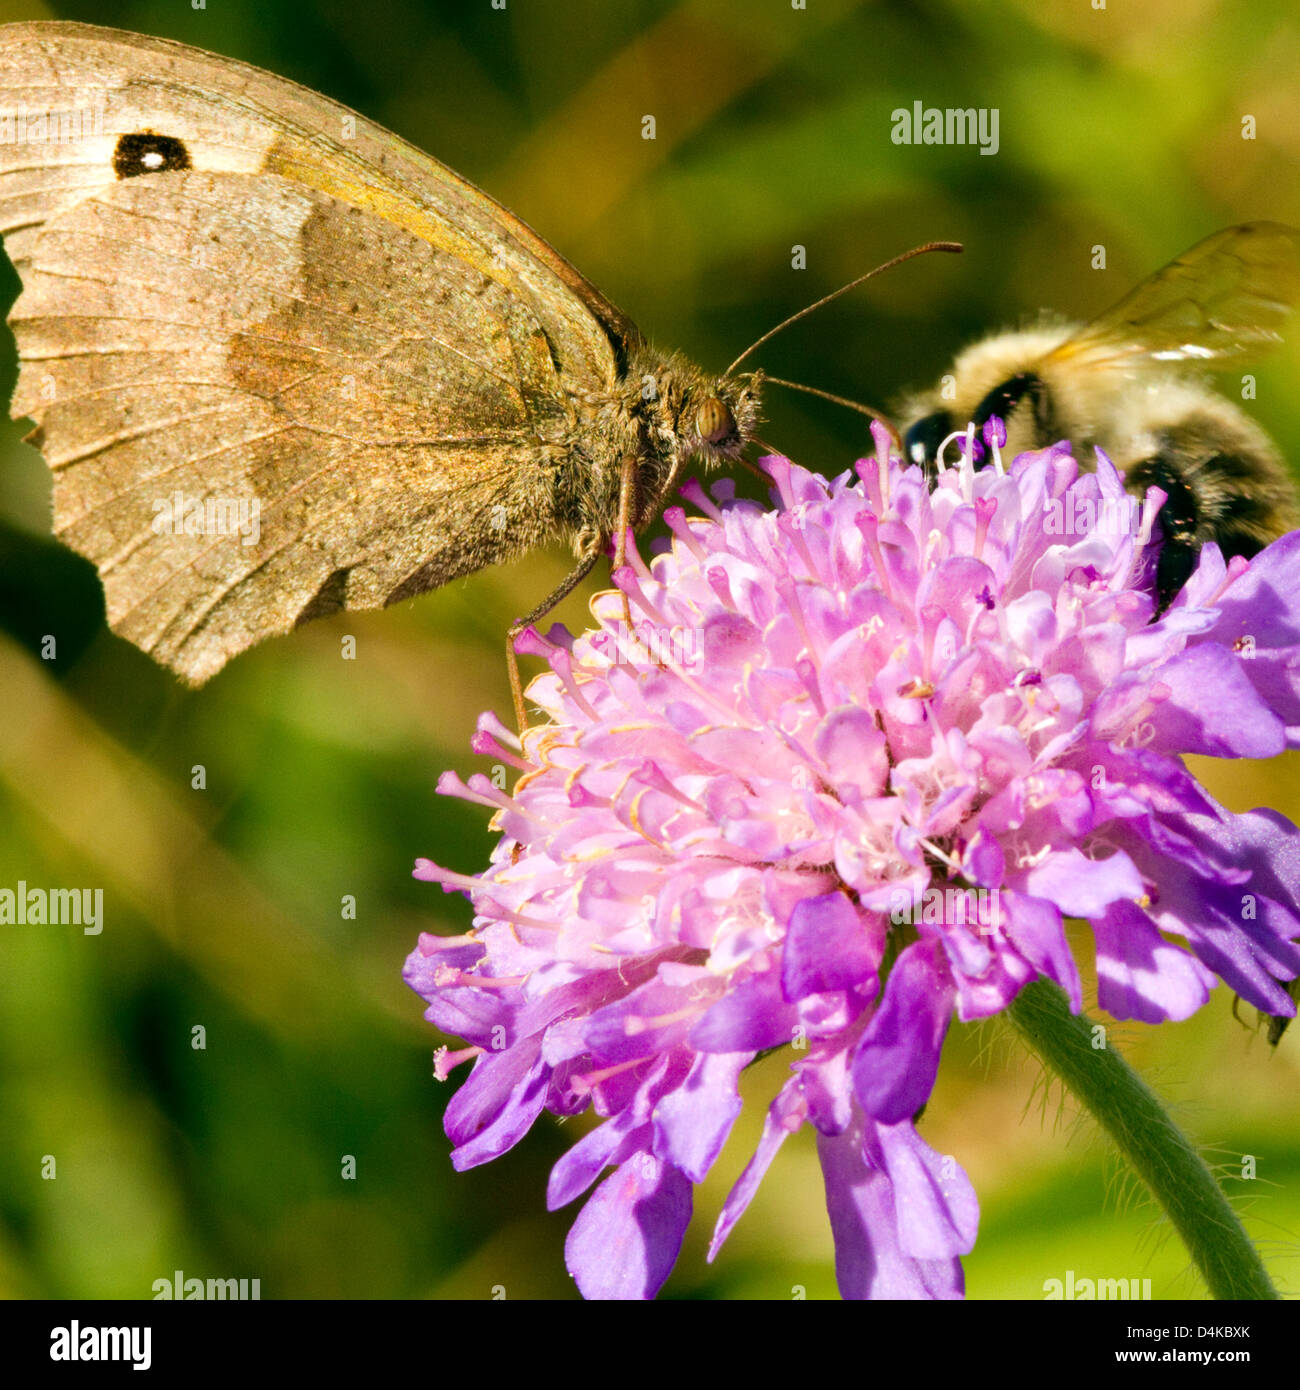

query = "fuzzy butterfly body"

[{"left": 0, "top": 21, "right": 759, "bottom": 684}]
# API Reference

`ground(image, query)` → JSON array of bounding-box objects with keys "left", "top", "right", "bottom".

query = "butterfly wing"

[
  {"left": 0, "top": 21, "right": 637, "bottom": 682},
  {"left": 1042, "top": 222, "right": 1300, "bottom": 373}
]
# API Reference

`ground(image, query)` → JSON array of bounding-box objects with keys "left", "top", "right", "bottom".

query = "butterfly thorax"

[{"left": 558, "top": 345, "right": 762, "bottom": 554}]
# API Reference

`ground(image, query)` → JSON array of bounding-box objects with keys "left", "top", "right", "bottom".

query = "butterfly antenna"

[
  {"left": 762, "top": 376, "right": 903, "bottom": 450},
  {"left": 725, "top": 240, "right": 962, "bottom": 376}
]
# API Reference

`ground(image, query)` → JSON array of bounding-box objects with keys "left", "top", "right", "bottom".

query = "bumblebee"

[{"left": 898, "top": 222, "right": 1300, "bottom": 606}]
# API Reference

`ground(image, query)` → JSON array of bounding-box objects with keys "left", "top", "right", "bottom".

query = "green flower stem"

[{"left": 1006, "top": 979, "right": 1277, "bottom": 1301}]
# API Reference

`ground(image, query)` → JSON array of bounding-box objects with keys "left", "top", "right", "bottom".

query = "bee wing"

[{"left": 1043, "top": 222, "right": 1300, "bottom": 371}]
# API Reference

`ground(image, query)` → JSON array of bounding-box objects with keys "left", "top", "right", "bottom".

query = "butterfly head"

[
  {"left": 620, "top": 350, "right": 763, "bottom": 528},
  {"left": 693, "top": 369, "right": 763, "bottom": 463}
]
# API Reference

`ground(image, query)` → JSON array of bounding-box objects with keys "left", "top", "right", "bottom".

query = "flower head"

[{"left": 405, "top": 430, "right": 1300, "bottom": 1299}]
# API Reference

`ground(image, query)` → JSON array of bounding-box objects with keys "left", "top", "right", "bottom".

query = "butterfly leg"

[
  {"left": 612, "top": 451, "right": 666, "bottom": 667},
  {"left": 507, "top": 549, "right": 601, "bottom": 733},
  {"left": 506, "top": 453, "right": 648, "bottom": 732},
  {"left": 612, "top": 451, "right": 640, "bottom": 636}
]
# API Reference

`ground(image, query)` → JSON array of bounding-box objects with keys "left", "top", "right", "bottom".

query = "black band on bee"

[
  {"left": 1130, "top": 457, "right": 1202, "bottom": 612},
  {"left": 971, "top": 371, "right": 1045, "bottom": 434},
  {"left": 903, "top": 410, "right": 953, "bottom": 469}
]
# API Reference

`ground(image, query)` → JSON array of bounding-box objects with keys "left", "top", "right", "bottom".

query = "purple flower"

[{"left": 405, "top": 431, "right": 1300, "bottom": 1299}]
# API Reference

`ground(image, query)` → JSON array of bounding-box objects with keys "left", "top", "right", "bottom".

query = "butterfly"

[{"left": 0, "top": 21, "right": 957, "bottom": 724}]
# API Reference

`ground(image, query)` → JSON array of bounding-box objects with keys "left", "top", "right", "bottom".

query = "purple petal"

[
  {"left": 565, "top": 1155, "right": 693, "bottom": 1300},
  {"left": 1017, "top": 847, "right": 1144, "bottom": 920},
  {"left": 1148, "top": 643, "right": 1285, "bottom": 758},
  {"left": 690, "top": 971, "right": 800, "bottom": 1052},
  {"left": 818, "top": 1117, "right": 965, "bottom": 1299},
  {"left": 781, "top": 892, "right": 881, "bottom": 1001},
  {"left": 1151, "top": 873, "right": 1300, "bottom": 1014},
  {"left": 652, "top": 1051, "right": 749, "bottom": 1183},
  {"left": 446, "top": 1040, "right": 549, "bottom": 1170},
  {"left": 1093, "top": 900, "right": 1215, "bottom": 1023},
  {"left": 1000, "top": 892, "right": 1082, "bottom": 1010},
  {"left": 548, "top": 1116, "right": 652, "bottom": 1210},
  {"left": 583, "top": 970, "right": 700, "bottom": 1062},
  {"left": 1209, "top": 531, "right": 1300, "bottom": 648},
  {"left": 963, "top": 827, "right": 1005, "bottom": 887},
  {"left": 709, "top": 1081, "right": 806, "bottom": 1260},
  {"left": 815, "top": 706, "right": 890, "bottom": 798},
  {"left": 1172, "top": 805, "right": 1300, "bottom": 908},
  {"left": 852, "top": 940, "right": 953, "bottom": 1124},
  {"left": 877, "top": 1120, "right": 979, "bottom": 1259}
]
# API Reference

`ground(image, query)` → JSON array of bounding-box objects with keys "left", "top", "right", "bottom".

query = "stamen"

[
  {"left": 856, "top": 453, "right": 885, "bottom": 515},
  {"left": 614, "top": 565, "right": 672, "bottom": 627},
  {"left": 623, "top": 1002, "right": 701, "bottom": 1036},
  {"left": 870, "top": 420, "right": 895, "bottom": 511},
  {"left": 433, "top": 1045, "right": 484, "bottom": 1081},
  {"left": 571, "top": 1056, "right": 646, "bottom": 1095},
  {"left": 934, "top": 423, "right": 983, "bottom": 478},
  {"left": 973, "top": 496, "right": 997, "bottom": 560},
  {"left": 856, "top": 514, "right": 892, "bottom": 596},
  {"left": 679, "top": 478, "right": 724, "bottom": 521},
  {"left": 548, "top": 648, "right": 601, "bottom": 720},
  {"left": 446, "top": 771, "right": 550, "bottom": 825},
  {"left": 1136, "top": 486, "right": 1163, "bottom": 552},
  {"left": 706, "top": 565, "right": 739, "bottom": 610},
  {"left": 781, "top": 509, "right": 819, "bottom": 578},
  {"left": 471, "top": 728, "right": 529, "bottom": 770},
  {"left": 415, "top": 862, "right": 488, "bottom": 895},
  {"left": 1208, "top": 553, "right": 1251, "bottom": 606},
  {"left": 478, "top": 711, "right": 522, "bottom": 754},
  {"left": 982, "top": 416, "right": 1007, "bottom": 474},
  {"left": 796, "top": 656, "right": 826, "bottom": 715},
  {"left": 919, "top": 604, "right": 944, "bottom": 678},
  {"left": 433, "top": 965, "right": 527, "bottom": 990},
  {"left": 663, "top": 506, "right": 709, "bottom": 560},
  {"left": 918, "top": 836, "right": 962, "bottom": 872},
  {"left": 633, "top": 760, "right": 707, "bottom": 810}
]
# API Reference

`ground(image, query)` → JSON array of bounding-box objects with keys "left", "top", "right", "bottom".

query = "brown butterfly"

[{"left": 0, "top": 21, "right": 957, "bottom": 724}]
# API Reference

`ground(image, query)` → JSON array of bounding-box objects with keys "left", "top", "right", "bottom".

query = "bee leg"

[{"left": 1127, "top": 457, "right": 1201, "bottom": 612}]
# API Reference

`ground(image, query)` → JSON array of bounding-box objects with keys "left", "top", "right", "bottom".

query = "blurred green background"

[{"left": 1, "top": 0, "right": 1299, "bottom": 1300}]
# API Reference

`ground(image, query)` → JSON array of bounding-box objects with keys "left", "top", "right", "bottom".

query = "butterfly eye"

[{"left": 696, "top": 397, "right": 735, "bottom": 444}]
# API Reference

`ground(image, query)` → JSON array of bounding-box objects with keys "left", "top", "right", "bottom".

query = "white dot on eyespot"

[{"left": 142, "top": 151, "right": 166, "bottom": 170}]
